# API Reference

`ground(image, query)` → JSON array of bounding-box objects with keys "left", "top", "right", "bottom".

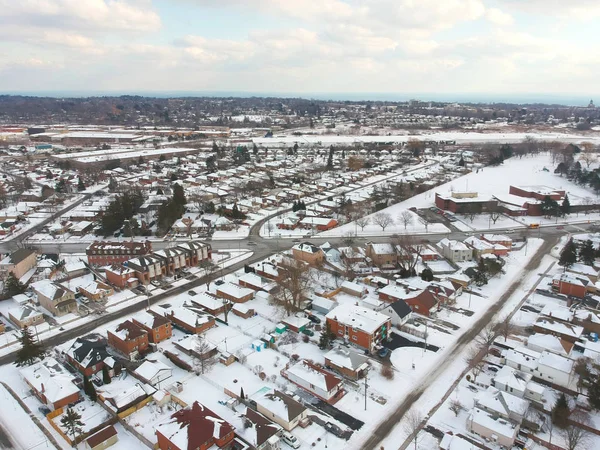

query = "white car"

[{"left": 281, "top": 431, "right": 300, "bottom": 449}]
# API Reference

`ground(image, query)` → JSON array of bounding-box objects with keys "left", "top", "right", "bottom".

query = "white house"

[
  {"left": 438, "top": 238, "right": 472, "bottom": 262},
  {"left": 379, "top": 299, "right": 412, "bottom": 327},
  {"left": 283, "top": 360, "right": 344, "bottom": 403},
  {"left": 467, "top": 408, "right": 519, "bottom": 449},
  {"left": 535, "top": 351, "right": 574, "bottom": 387},
  {"left": 134, "top": 360, "right": 173, "bottom": 387}
]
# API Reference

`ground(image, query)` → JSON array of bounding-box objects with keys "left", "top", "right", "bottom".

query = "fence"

[
  {"left": 117, "top": 395, "right": 154, "bottom": 419},
  {"left": 47, "top": 404, "right": 118, "bottom": 447}
]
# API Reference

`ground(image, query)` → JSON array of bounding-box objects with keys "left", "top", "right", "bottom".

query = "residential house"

[
  {"left": 176, "top": 241, "right": 211, "bottom": 266},
  {"left": 474, "top": 387, "right": 529, "bottom": 424},
  {"left": 365, "top": 242, "right": 397, "bottom": 268},
  {"left": 252, "top": 389, "right": 308, "bottom": 431},
  {"left": 299, "top": 217, "right": 338, "bottom": 231},
  {"left": 78, "top": 281, "right": 114, "bottom": 302},
  {"left": 438, "top": 238, "right": 472, "bottom": 262},
  {"left": 133, "top": 360, "right": 173, "bottom": 387},
  {"left": 132, "top": 313, "right": 172, "bottom": 344},
  {"left": 324, "top": 347, "right": 369, "bottom": 380},
  {"left": 107, "top": 320, "right": 149, "bottom": 360},
  {"left": 481, "top": 234, "right": 513, "bottom": 252},
  {"left": 190, "top": 292, "right": 228, "bottom": 316},
  {"left": 533, "top": 317, "right": 583, "bottom": 343},
  {"left": 526, "top": 333, "right": 573, "bottom": 358},
  {"left": 61, "top": 334, "right": 109, "bottom": 377},
  {"left": 85, "top": 426, "right": 118, "bottom": 450},
  {"left": 8, "top": 305, "right": 44, "bottom": 328},
  {"left": 467, "top": 408, "right": 519, "bottom": 449},
  {"left": 156, "top": 401, "right": 235, "bottom": 450},
  {"left": 162, "top": 307, "right": 215, "bottom": 334},
  {"left": 105, "top": 265, "right": 138, "bottom": 289},
  {"left": 31, "top": 279, "right": 77, "bottom": 316},
  {"left": 231, "top": 303, "right": 255, "bottom": 319},
  {"left": 291, "top": 242, "right": 325, "bottom": 266},
  {"left": 464, "top": 236, "right": 495, "bottom": 259},
  {"left": 340, "top": 280, "right": 367, "bottom": 298},
  {"left": 216, "top": 282, "right": 255, "bottom": 303},
  {"left": 238, "top": 272, "right": 277, "bottom": 293},
  {"left": 404, "top": 289, "right": 443, "bottom": 317},
  {"left": 125, "top": 255, "right": 165, "bottom": 285},
  {"left": 0, "top": 248, "right": 37, "bottom": 279},
  {"left": 283, "top": 360, "right": 345, "bottom": 403},
  {"left": 551, "top": 273, "right": 588, "bottom": 298},
  {"left": 492, "top": 366, "right": 546, "bottom": 403},
  {"left": 567, "top": 263, "right": 599, "bottom": 284},
  {"left": 379, "top": 299, "right": 413, "bottom": 327},
  {"left": 238, "top": 407, "right": 281, "bottom": 450},
  {"left": 86, "top": 241, "right": 152, "bottom": 266},
  {"left": 154, "top": 247, "right": 188, "bottom": 276},
  {"left": 326, "top": 304, "right": 391, "bottom": 352},
  {"left": 535, "top": 351, "right": 574, "bottom": 387},
  {"left": 20, "top": 357, "right": 80, "bottom": 410}
]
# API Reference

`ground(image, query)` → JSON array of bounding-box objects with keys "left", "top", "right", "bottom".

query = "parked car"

[
  {"left": 307, "top": 314, "right": 321, "bottom": 324},
  {"left": 301, "top": 329, "right": 314, "bottom": 337},
  {"left": 247, "top": 241, "right": 257, "bottom": 246},
  {"left": 188, "top": 290, "right": 197, "bottom": 296},
  {"left": 281, "top": 432, "right": 300, "bottom": 449},
  {"left": 293, "top": 239, "right": 301, "bottom": 243}
]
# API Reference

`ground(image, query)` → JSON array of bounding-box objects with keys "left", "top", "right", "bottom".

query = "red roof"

[
  {"left": 164, "top": 401, "right": 233, "bottom": 450},
  {"left": 86, "top": 425, "right": 117, "bottom": 448}
]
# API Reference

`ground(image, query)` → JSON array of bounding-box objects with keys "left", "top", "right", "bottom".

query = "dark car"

[
  {"left": 307, "top": 314, "right": 321, "bottom": 324},
  {"left": 188, "top": 290, "right": 197, "bottom": 296},
  {"left": 301, "top": 329, "right": 314, "bottom": 337}
]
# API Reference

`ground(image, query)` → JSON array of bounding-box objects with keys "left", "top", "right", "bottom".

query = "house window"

[
  {"left": 338, "top": 330, "right": 343, "bottom": 335},
  {"left": 352, "top": 336, "right": 357, "bottom": 341}
]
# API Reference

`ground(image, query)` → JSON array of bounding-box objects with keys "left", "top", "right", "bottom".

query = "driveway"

[{"left": 386, "top": 332, "right": 439, "bottom": 353}]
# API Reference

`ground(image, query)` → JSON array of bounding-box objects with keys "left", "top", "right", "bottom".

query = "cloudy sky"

[{"left": 0, "top": 0, "right": 597, "bottom": 100}]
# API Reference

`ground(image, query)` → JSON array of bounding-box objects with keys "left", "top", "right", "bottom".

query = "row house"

[
  {"left": 86, "top": 240, "right": 152, "bottom": 266},
  {"left": 154, "top": 247, "right": 188, "bottom": 276},
  {"left": 105, "top": 265, "right": 138, "bottom": 289},
  {"left": 125, "top": 255, "right": 165, "bottom": 285}
]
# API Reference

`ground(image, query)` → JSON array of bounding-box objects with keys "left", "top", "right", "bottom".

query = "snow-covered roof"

[
  {"left": 475, "top": 387, "right": 529, "bottom": 418},
  {"left": 468, "top": 408, "right": 518, "bottom": 439},
  {"left": 324, "top": 347, "right": 369, "bottom": 372},
  {"left": 134, "top": 360, "right": 172, "bottom": 382},
  {"left": 537, "top": 351, "right": 573, "bottom": 374},
  {"left": 20, "top": 357, "right": 79, "bottom": 404},
  {"left": 216, "top": 282, "right": 254, "bottom": 300},
  {"left": 326, "top": 304, "right": 389, "bottom": 334}
]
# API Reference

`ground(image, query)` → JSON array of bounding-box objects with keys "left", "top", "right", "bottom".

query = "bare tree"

[
  {"left": 583, "top": 197, "right": 594, "bottom": 215},
  {"left": 356, "top": 216, "right": 370, "bottom": 231},
  {"left": 496, "top": 315, "right": 515, "bottom": 342},
  {"left": 341, "top": 231, "right": 355, "bottom": 247},
  {"left": 418, "top": 217, "right": 429, "bottom": 233},
  {"left": 463, "top": 204, "right": 478, "bottom": 223},
  {"left": 562, "top": 410, "right": 592, "bottom": 450},
  {"left": 449, "top": 399, "right": 463, "bottom": 417},
  {"left": 580, "top": 142, "right": 596, "bottom": 169},
  {"left": 199, "top": 259, "right": 219, "bottom": 289},
  {"left": 272, "top": 258, "right": 312, "bottom": 314},
  {"left": 398, "top": 210, "right": 414, "bottom": 230},
  {"left": 465, "top": 345, "right": 485, "bottom": 382},
  {"left": 194, "top": 337, "right": 217, "bottom": 375},
  {"left": 373, "top": 212, "right": 394, "bottom": 231},
  {"left": 392, "top": 234, "right": 424, "bottom": 276},
  {"left": 222, "top": 298, "right": 232, "bottom": 324},
  {"left": 476, "top": 324, "right": 497, "bottom": 355},
  {"left": 403, "top": 409, "right": 424, "bottom": 450}
]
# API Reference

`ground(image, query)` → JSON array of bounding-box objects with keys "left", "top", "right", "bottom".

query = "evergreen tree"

[
  {"left": 108, "top": 177, "right": 118, "bottom": 192},
  {"left": 318, "top": 322, "right": 335, "bottom": 350},
  {"left": 580, "top": 239, "right": 596, "bottom": 266},
  {"left": 102, "top": 365, "right": 111, "bottom": 384},
  {"left": 252, "top": 143, "right": 258, "bottom": 155},
  {"left": 14, "top": 327, "right": 44, "bottom": 367},
  {"left": 77, "top": 177, "right": 85, "bottom": 191},
  {"left": 4, "top": 272, "right": 26, "bottom": 297},
  {"left": 326, "top": 146, "right": 334, "bottom": 170},
  {"left": 458, "top": 157, "right": 465, "bottom": 167},
  {"left": 551, "top": 393, "right": 570, "bottom": 428},
  {"left": 173, "top": 183, "right": 186, "bottom": 206},
  {"left": 138, "top": 155, "right": 144, "bottom": 165},
  {"left": 588, "top": 376, "right": 600, "bottom": 410},
  {"left": 420, "top": 268, "right": 434, "bottom": 282},
  {"left": 55, "top": 178, "right": 67, "bottom": 193},
  {"left": 60, "top": 407, "right": 85, "bottom": 443},
  {"left": 559, "top": 240, "right": 578, "bottom": 268},
  {"left": 561, "top": 194, "right": 571, "bottom": 216},
  {"left": 541, "top": 196, "right": 561, "bottom": 217}
]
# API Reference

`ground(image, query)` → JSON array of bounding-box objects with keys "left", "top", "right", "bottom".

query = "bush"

[
  {"left": 292, "top": 354, "right": 299, "bottom": 361},
  {"left": 381, "top": 364, "right": 394, "bottom": 380},
  {"left": 259, "top": 372, "right": 267, "bottom": 381}
]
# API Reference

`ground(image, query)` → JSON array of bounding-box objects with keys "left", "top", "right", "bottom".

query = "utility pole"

[{"left": 364, "top": 370, "right": 369, "bottom": 410}]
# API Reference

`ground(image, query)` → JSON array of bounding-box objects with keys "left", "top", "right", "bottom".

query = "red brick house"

[
  {"left": 86, "top": 240, "right": 152, "bottom": 266},
  {"left": 404, "top": 289, "right": 442, "bottom": 317},
  {"left": 160, "top": 307, "right": 215, "bottom": 334},
  {"left": 552, "top": 273, "right": 588, "bottom": 299},
  {"left": 216, "top": 282, "right": 255, "bottom": 303},
  {"left": 156, "top": 401, "right": 235, "bottom": 450},
  {"left": 62, "top": 334, "right": 109, "bottom": 377},
  {"left": 326, "top": 304, "right": 391, "bottom": 352},
  {"left": 132, "top": 313, "right": 172, "bottom": 344},
  {"left": 105, "top": 265, "right": 138, "bottom": 289},
  {"left": 107, "top": 320, "right": 149, "bottom": 360},
  {"left": 20, "top": 357, "right": 80, "bottom": 410}
]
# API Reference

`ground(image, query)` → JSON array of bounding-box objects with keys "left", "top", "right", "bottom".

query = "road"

[
  {"left": 0, "top": 423, "right": 15, "bottom": 449},
  {"left": 361, "top": 236, "right": 559, "bottom": 450}
]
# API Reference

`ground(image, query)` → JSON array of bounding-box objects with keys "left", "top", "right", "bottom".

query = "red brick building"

[
  {"left": 160, "top": 307, "right": 216, "bottom": 335},
  {"left": 105, "top": 265, "right": 138, "bottom": 289},
  {"left": 156, "top": 401, "right": 235, "bottom": 450},
  {"left": 62, "top": 334, "right": 109, "bottom": 377},
  {"left": 107, "top": 320, "right": 149, "bottom": 360},
  {"left": 132, "top": 313, "right": 172, "bottom": 344},
  {"left": 326, "top": 304, "right": 391, "bottom": 352},
  {"left": 86, "top": 240, "right": 152, "bottom": 266},
  {"left": 552, "top": 273, "right": 588, "bottom": 299}
]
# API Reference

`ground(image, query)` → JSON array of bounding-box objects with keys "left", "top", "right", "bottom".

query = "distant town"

[{"left": 1, "top": 95, "right": 600, "bottom": 450}]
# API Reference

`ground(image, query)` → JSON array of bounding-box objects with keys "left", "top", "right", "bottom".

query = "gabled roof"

[
  {"left": 66, "top": 334, "right": 108, "bottom": 368},
  {"left": 389, "top": 299, "right": 412, "bottom": 319},
  {"left": 156, "top": 401, "right": 233, "bottom": 450}
]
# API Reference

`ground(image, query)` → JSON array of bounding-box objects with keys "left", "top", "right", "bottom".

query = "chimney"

[{"left": 41, "top": 383, "right": 45, "bottom": 393}]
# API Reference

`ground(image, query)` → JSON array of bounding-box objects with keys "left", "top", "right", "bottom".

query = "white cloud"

[{"left": 485, "top": 8, "right": 514, "bottom": 26}]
